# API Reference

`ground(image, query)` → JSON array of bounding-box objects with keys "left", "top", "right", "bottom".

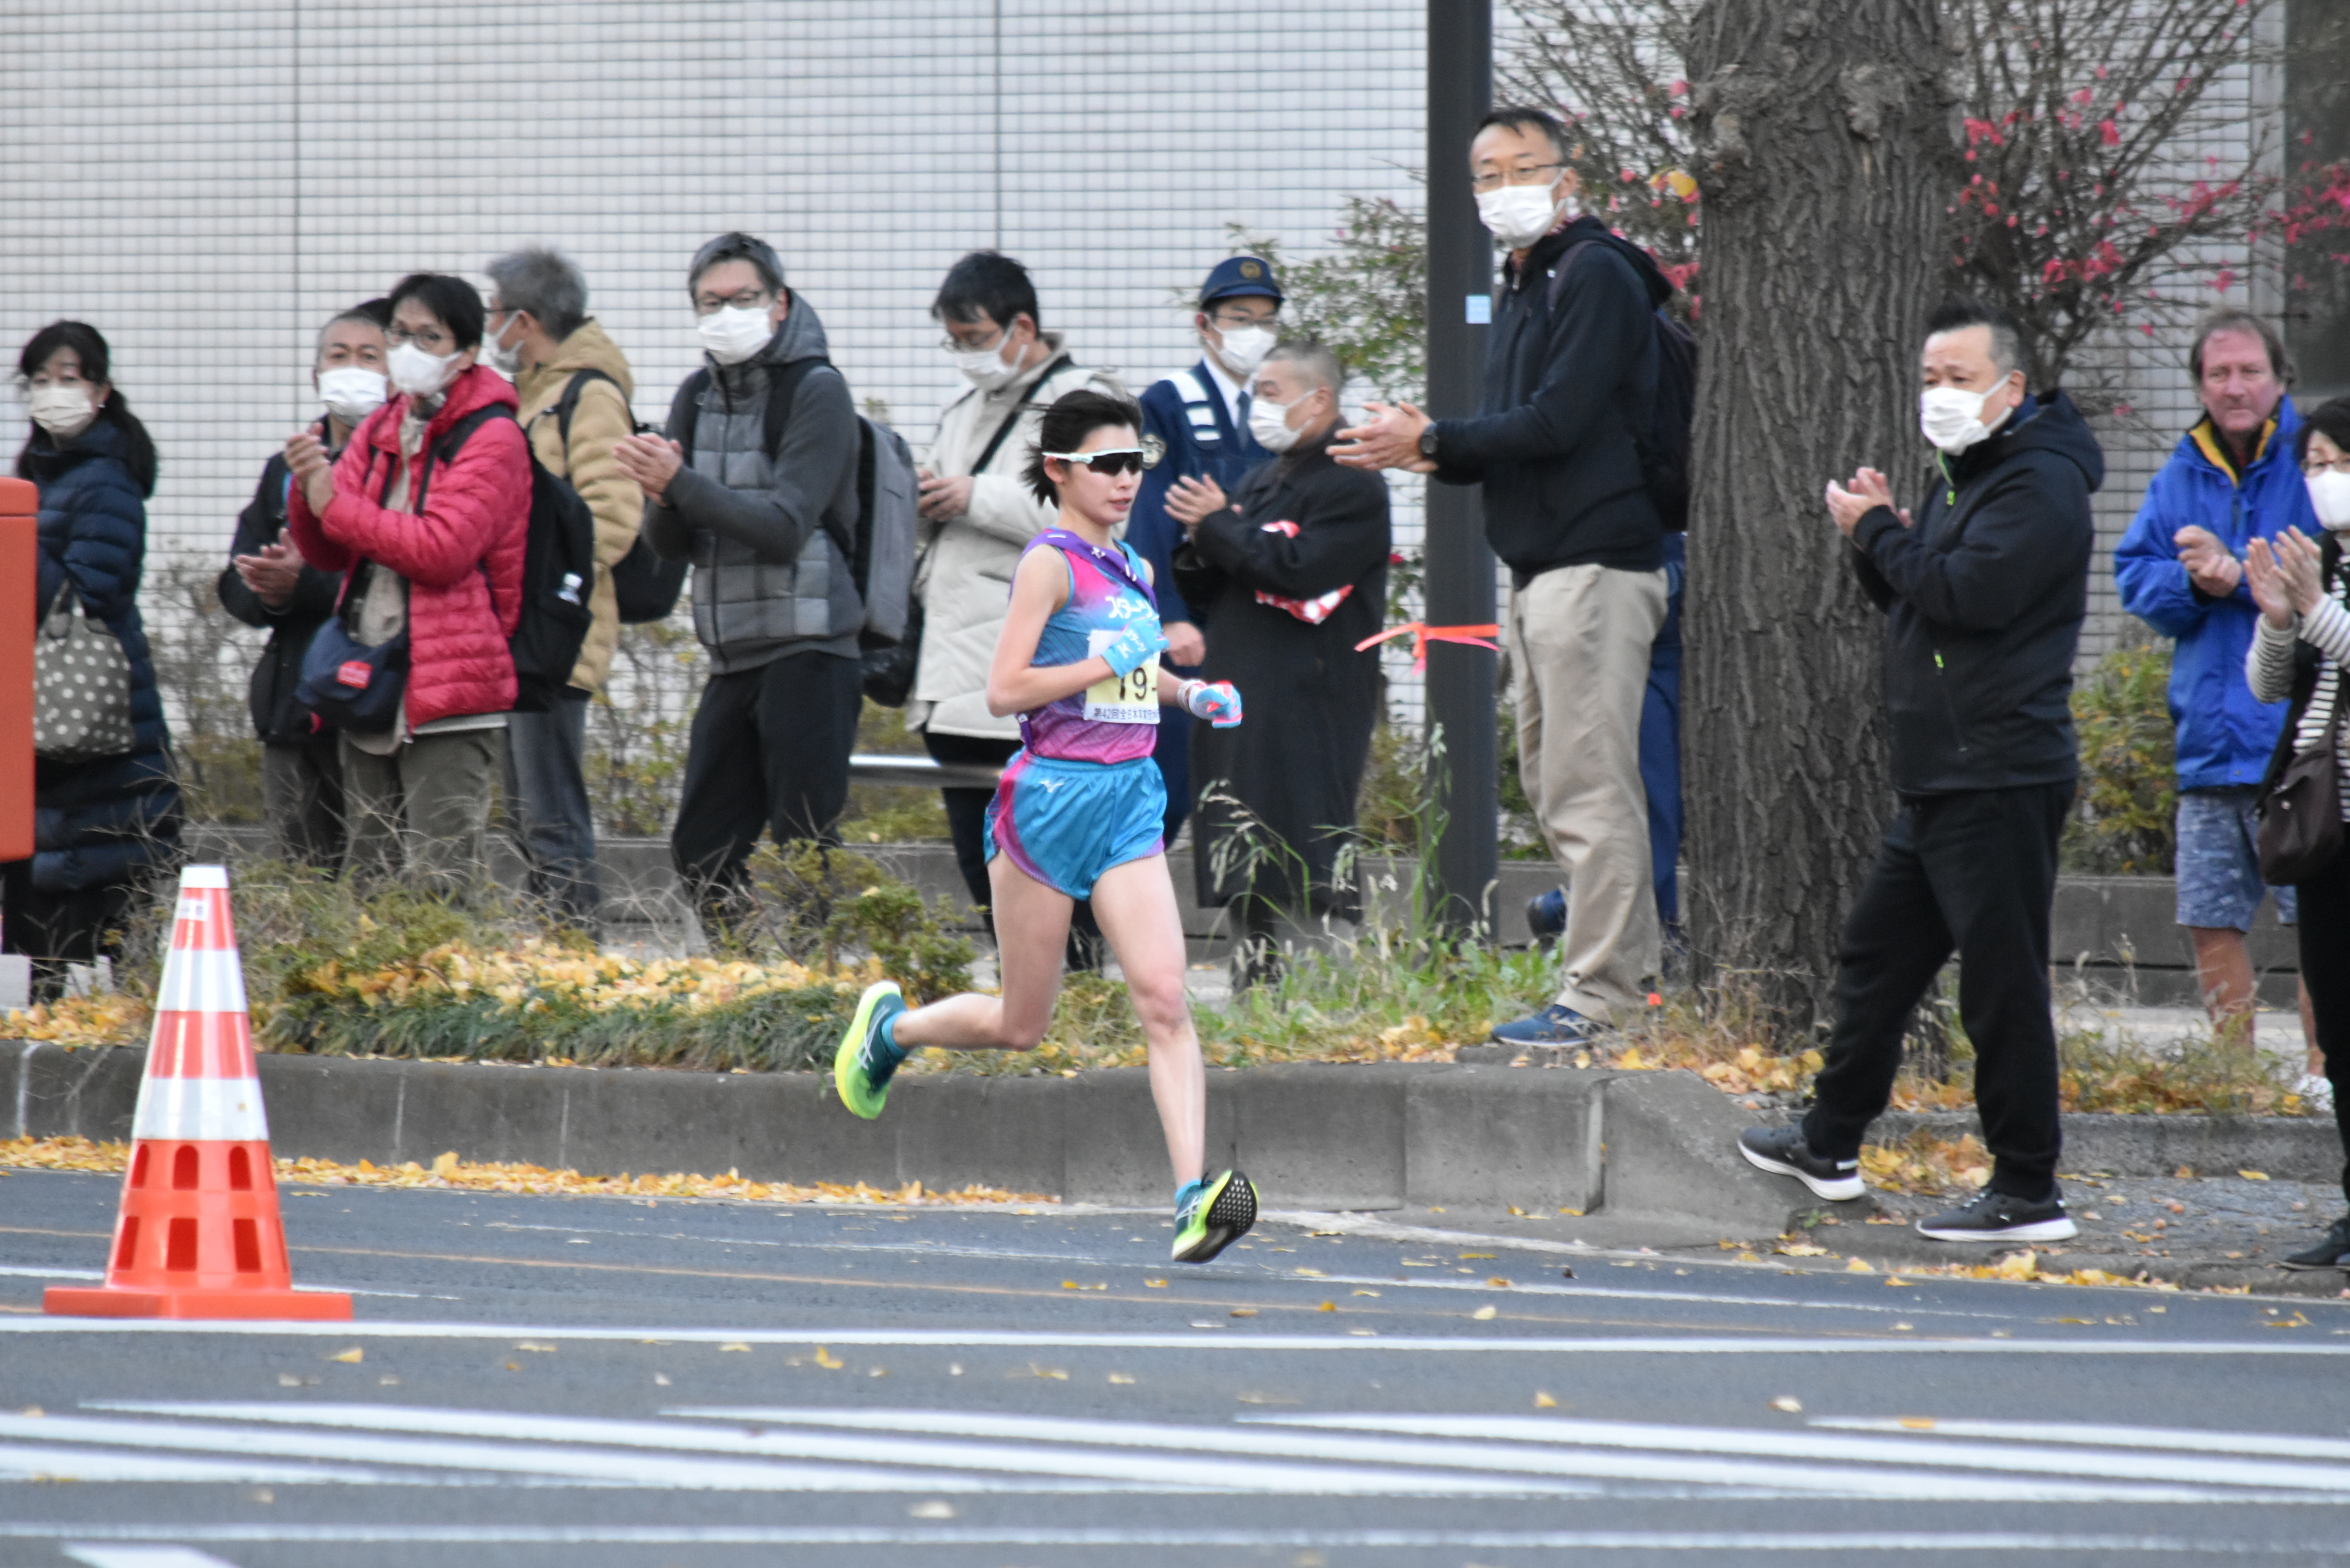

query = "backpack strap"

[
  {"left": 550, "top": 367, "right": 622, "bottom": 452},
  {"left": 970, "top": 354, "right": 1072, "bottom": 476},
  {"left": 413, "top": 405, "right": 512, "bottom": 516}
]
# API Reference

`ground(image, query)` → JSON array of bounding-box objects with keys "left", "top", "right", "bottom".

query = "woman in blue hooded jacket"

[{"left": 7, "top": 321, "right": 181, "bottom": 990}]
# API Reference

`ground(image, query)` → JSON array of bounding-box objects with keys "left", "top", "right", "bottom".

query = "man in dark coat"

[
  {"left": 1736, "top": 296, "right": 2103, "bottom": 1246},
  {"left": 1169, "top": 340, "right": 1390, "bottom": 982},
  {"left": 218, "top": 303, "right": 388, "bottom": 872}
]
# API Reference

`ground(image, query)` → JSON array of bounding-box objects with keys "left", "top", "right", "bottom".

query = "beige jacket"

[
  {"left": 910, "top": 335, "right": 1124, "bottom": 738},
  {"left": 514, "top": 319, "right": 644, "bottom": 693}
]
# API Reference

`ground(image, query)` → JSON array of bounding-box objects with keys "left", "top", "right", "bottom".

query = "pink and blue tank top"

[{"left": 1016, "top": 529, "right": 1162, "bottom": 766}]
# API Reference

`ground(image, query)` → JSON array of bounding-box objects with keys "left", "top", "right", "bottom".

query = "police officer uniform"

[{"left": 1130, "top": 256, "right": 1283, "bottom": 844}]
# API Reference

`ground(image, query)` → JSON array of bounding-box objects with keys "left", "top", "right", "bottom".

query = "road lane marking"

[
  {"left": 95, "top": 1403, "right": 1572, "bottom": 1498},
  {"left": 0, "top": 1444, "right": 402, "bottom": 1486},
  {"left": 466, "top": 1221, "right": 2010, "bottom": 1322},
  {"left": 0, "top": 1411, "right": 1055, "bottom": 1494},
  {"left": 5, "top": 1322, "right": 2350, "bottom": 1354},
  {"left": 1250, "top": 1413, "right": 2350, "bottom": 1495},
  {"left": 667, "top": 1405, "right": 2306, "bottom": 1504},
  {"left": 63, "top": 1548, "right": 245, "bottom": 1568},
  {"left": 1821, "top": 1417, "right": 2350, "bottom": 1462},
  {"left": 9, "top": 1526, "right": 2348, "bottom": 1551}
]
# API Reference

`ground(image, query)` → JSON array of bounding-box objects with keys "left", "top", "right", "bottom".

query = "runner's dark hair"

[{"left": 1024, "top": 388, "right": 1143, "bottom": 506}]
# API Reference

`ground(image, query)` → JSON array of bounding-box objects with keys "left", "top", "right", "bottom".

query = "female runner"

[{"left": 834, "top": 388, "right": 1258, "bottom": 1262}]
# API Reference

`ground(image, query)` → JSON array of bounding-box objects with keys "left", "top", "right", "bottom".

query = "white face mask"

[
  {"left": 1248, "top": 393, "right": 1308, "bottom": 454},
  {"left": 387, "top": 340, "right": 462, "bottom": 398},
  {"left": 2308, "top": 469, "right": 2350, "bottom": 533},
  {"left": 1919, "top": 382, "right": 2006, "bottom": 454},
  {"left": 698, "top": 305, "right": 774, "bottom": 367},
  {"left": 26, "top": 384, "right": 98, "bottom": 441},
  {"left": 1477, "top": 181, "right": 1572, "bottom": 249},
  {"left": 1212, "top": 323, "right": 1276, "bottom": 378},
  {"left": 317, "top": 366, "right": 388, "bottom": 426},
  {"left": 484, "top": 314, "right": 524, "bottom": 376},
  {"left": 949, "top": 333, "right": 1021, "bottom": 391}
]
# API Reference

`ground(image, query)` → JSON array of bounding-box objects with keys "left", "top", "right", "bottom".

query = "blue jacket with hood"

[{"left": 2113, "top": 399, "right": 2317, "bottom": 792}]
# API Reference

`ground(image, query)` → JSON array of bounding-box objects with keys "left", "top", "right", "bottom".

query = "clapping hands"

[{"left": 2245, "top": 527, "right": 2327, "bottom": 629}]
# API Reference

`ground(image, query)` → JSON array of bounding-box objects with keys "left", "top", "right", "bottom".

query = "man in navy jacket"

[
  {"left": 1738, "top": 297, "right": 2103, "bottom": 1246},
  {"left": 2114, "top": 312, "right": 2320, "bottom": 1090}
]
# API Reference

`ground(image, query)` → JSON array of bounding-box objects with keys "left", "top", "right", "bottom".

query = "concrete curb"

[
  {"left": 1864, "top": 1108, "right": 2344, "bottom": 1183},
  {"left": 0, "top": 1042, "right": 1824, "bottom": 1235}
]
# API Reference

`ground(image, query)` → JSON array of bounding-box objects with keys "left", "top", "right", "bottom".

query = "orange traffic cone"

[{"left": 45, "top": 865, "right": 351, "bottom": 1320}]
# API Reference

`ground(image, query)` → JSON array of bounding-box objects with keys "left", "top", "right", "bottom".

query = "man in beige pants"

[{"left": 1337, "top": 105, "right": 1677, "bottom": 1045}]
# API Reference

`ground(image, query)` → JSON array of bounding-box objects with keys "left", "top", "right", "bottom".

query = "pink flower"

[{"left": 2100, "top": 120, "right": 2120, "bottom": 147}]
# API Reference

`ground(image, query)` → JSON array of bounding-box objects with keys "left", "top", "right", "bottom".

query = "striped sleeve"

[
  {"left": 2303, "top": 596, "right": 2350, "bottom": 668},
  {"left": 2248, "top": 616, "right": 2299, "bottom": 704}
]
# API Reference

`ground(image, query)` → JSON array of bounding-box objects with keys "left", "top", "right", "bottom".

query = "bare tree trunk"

[{"left": 1683, "top": 0, "right": 1954, "bottom": 1031}]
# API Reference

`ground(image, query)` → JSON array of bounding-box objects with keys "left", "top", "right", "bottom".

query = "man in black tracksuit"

[{"left": 1739, "top": 297, "right": 2103, "bottom": 1243}]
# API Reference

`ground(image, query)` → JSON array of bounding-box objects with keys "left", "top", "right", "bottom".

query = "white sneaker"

[{"left": 2295, "top": 1073, "right": 2334, "bottom": 1113}]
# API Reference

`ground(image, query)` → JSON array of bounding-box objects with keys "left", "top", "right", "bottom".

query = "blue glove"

[
  {"left": 1100, "top": 623, "right": 1168, "bottom": 679},
  {"left": 1184, "top": 679, "right": 1243, "bottom": 729}
]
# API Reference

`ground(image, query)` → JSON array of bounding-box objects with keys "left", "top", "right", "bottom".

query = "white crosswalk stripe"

[
  {"left": 63, "top": 1548, "right": 244, "bottom": 1568},
  {"left": 0, "top": 1400, "right": 2329, "bottom": 1505}
]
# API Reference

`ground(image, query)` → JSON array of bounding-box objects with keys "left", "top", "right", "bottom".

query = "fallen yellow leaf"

[
  {"left": 2240, "top": 1170, "right": 2270, "bottom": 1181},
  {"left": 1534, "top": 1391, "right": 1559, "bottom": 1409},
  {"left": 1778, "top": 1243, "right": 1828, "bottom": 1258},
  {"left": 1899, "top": 1416, "right": 1935, "bottom": 1430},
  {"left": 812, "top": 1347, "right": 844, "bottom": 1368},
  {"left": 1229, "top": 1308, "right": 1258, "bottom": 1319},
  {"left": 515, "top": 1342, "right": 556, "bottom": 1353},
  {"left": 1845, "top": 1258, "right": 1875, "bottom": 1274},
  {"left": 1317, "top": 1301, "right": 1337, "bottom": 1312},
  {"left": 1108, "top": 1373, "right": 1136, "bottom": 1385},
  {"left": 1770, "top": 1397, "right": 1802, "bottom": 1413},
  {"left": 328, "top": 1347, "right": 363, "bottom": 1364},
  {"left": 1472, "top": 1305, "right": 1499, "bottom": 1321},
  {"left": 1144, "top": 1278, "right": 1169, "bottom": 1288}
]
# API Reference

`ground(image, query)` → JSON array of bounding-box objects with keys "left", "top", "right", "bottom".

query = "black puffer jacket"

[
  {"left": 217, "top": 419, "right": 343, "bottom": 745},
  {"left": 22, "top": 417, "right": 181, "bottom": 891},
  {"left": 1430, "top": 215, "right": 1672, "bottom": 578},
  {"left": 1851, "top": 391, "right": 2103, "bottom": 795}
]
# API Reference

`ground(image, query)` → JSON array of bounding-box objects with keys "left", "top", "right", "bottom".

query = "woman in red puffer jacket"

[{"left": 285, "top": 272, "right": 529, "bottom": 895}]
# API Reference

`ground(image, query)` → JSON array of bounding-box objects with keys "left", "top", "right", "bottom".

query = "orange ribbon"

[{"left": 1354, "top": 621, "right": 1502, "bottom": 673}]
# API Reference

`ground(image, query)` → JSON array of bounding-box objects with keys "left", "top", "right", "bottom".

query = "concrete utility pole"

[{"left": 1422, "top": 1, "right": 1497, "bottom": 932}]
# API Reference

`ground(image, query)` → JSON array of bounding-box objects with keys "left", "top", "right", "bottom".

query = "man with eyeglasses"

[
  {"left": 614, "top": 232, "right": 866, "bottom": 943},
  {"left": 908, "top": 250, "right": 1124, "bottom": 941},
  {"left": 1334, "top": 106, "right": 1678, "bottom": 1050},
  {"left": 2116, "top": 309, "right": 2324, "bottom": 1097},
  {"left": 1126, "top": 255, "right": 1284, "bottom": 848}
]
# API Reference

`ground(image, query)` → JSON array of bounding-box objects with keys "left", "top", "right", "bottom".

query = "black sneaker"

[
  {"left": 1737, "top": 1125, "right": 1863, "bottom": 1202},
  {"left": 1915, "top": 1187, "right": 2078, "bottom": 1243},
  {"left": 2282, "top": 1216, "right": 2350, "bottom": 1271}
]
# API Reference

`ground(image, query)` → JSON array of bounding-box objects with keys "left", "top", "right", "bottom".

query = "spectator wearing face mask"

[
  {"left": 483, "top": 246, "right": 645, "bottom": 936},
  {"left": 7, "top": 321, "right": 180, "bottom": 995},
  {"left": 1167, "top": 339, "right": 1390, "bottom": 986},
  {"left": 909, "top": 250, "right": 1124, "bottom": 929},
  {"left": 1738, "top": 295, "right": 2102, "bottom": 1246},
  {"left": 283, "top": 272, "right": 532, "bottom": 898},
  {"left": 218, "top": 299, "right": 391, "bottom": 873},
  {"left": 2245, "top": 395, "right": 2350, "bottom": 1271},
  {"left": 1333, "top": 106, "right": 1676, "bottom": 1048},
  {"left": 616, "top": 233, "right": 866, "bottom": 943},
  {"left": 2115, "top": 312, "right": 2323, "bottom": 1097},
  {"left": 1127, "top": 256, "right": 1284, "bottom": 846}
]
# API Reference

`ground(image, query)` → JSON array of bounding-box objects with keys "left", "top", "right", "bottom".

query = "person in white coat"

[{"left": 911, "top": 250, "right": 1124, "bottom": 936}]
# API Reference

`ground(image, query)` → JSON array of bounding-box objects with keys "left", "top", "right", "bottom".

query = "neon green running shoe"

[
  {"left": 1172, "top": 1169, "right": 1258, "bottom": 1263},
  {"left": 834, "top": 980, "right": 907, "bottom": 1120}
]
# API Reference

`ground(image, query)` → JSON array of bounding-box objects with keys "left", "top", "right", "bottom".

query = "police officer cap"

[{"left": 1200, "top": 255, "right": 1283, "bottom": 306}]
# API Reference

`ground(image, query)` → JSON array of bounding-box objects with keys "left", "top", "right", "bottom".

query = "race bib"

[{"left": 1084, "top": 629, "right": 1160, "bottom": 724}]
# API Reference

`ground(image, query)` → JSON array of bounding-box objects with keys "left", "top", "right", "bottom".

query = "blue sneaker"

[
  {"left": 1490, "top": 1004, "right": 1605, "bottom": 1046},
  {"left": 1526, "top": 887, "right": 1566, "bottom": 940}
]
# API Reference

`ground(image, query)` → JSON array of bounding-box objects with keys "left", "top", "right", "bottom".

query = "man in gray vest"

[{"left": 616, "top": 232, "right": 863, "bottom": 942}]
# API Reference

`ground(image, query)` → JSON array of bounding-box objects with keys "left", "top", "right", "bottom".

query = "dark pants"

[
  {"left": 1150, "top": 656, "right": 1202, "bottom": 848},
  {"left": 920, "top": 726, "right": 1103, "bottom": 970},
  {"left": 1802, "top": 782, "right": 2071, "bottom": 1201},
  {"left": 2297, "top": 847, "right": 2350, "bottom": 1208},
  {"left": 261, "top": 732, "right": 345, "bottom": 873},
  {"left": 502, "top": 688, "right": 602, "bottom": 931},
  {"left": 672, "top": 651, "right": 861, "bottom": 937},
  {"left": 1640, "top": 534, "right": 1685, "bottom": 930},
  {"left": 2, "top": 860, "right": 132, "bottom": 999}
]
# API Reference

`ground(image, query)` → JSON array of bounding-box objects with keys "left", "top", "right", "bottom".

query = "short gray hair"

[
  {"left": 312, "top": 303, "right": 387, "bottom": 366},
  {"left": 1265, "top": 338, "right": 1344, "bottom": 401},
  {"left": 485, "top": 247, "right": 590, "bottom": 340}
]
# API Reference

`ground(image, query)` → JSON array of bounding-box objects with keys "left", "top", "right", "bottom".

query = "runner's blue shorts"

[{"left": 984, "top": 750, "right": 1167, "bottom": 901}]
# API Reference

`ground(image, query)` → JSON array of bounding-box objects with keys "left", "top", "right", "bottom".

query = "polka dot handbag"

[{"left": 33, "top": 579, "right": 135, "bottom": 762}]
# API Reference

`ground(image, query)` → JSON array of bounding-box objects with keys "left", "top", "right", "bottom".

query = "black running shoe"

[
  {"left": 1172, "top": 1170, "right": 1258, "bottom": 1264},
  {"left": 1737, "top": 1125, "right": 1864, "bottom": 1202},
  {"left": 2282, "top": 1216, "right": 2350, "bottom": 1271},
  {"left": 1915, "top": 1187, "right": 2078, "bottom": 1243}
]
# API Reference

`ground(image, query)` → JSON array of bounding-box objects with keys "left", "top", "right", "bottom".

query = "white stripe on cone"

[
  {"left": 152, "top": 950, "right": 250, "bottom": 1018},
  {"left": 130, "top": 1077, "right": 268, "bottom": 1143}
]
